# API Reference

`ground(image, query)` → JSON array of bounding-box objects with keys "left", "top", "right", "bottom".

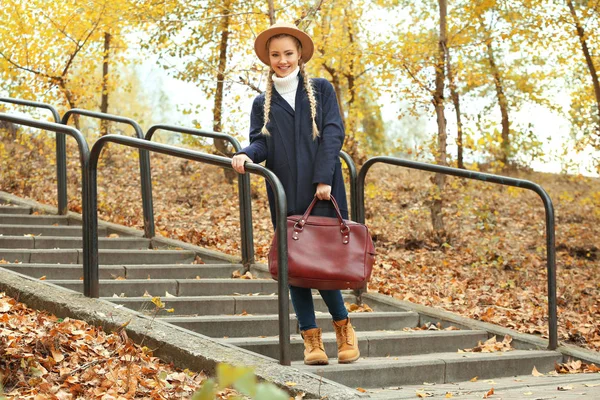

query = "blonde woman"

[{"left": 231, "top": 22, "right": 359, "bottom": 365}]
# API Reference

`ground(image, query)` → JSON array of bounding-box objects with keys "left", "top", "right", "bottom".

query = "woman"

[{"left": 231, "top": 22, "right": 359, "bottom": 365}]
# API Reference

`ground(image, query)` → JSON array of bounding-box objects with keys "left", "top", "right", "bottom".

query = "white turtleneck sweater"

[{"left": 272, "top": 67, "right": 300, "bottom": 110}]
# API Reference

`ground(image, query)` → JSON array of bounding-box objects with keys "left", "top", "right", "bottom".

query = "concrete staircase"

[{"left": 0, "top": 197, "right": 566, "bottom": 396}]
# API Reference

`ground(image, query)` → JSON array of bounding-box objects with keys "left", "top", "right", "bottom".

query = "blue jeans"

[{"left": 290, "top": 285, "right": 349, "bottom": 331}]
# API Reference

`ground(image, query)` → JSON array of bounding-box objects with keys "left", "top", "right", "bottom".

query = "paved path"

[{"left": 364, "top": 372, "right": 600, "bottom": 399}]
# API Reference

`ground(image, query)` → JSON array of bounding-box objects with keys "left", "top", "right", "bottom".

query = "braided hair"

[{"left": 260, "top": 34, "right": 320, "bottom": 140}]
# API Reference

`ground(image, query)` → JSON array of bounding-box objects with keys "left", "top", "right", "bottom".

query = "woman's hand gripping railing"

[
  {"left": 0, "top": 113, "right": 95, "bottom": 296},
  {"left": 356, "top": 156, "right": 557, "bottom": 350},
  {"left": 88, "top": 135, "right": 292, "bottom": 365},
  {"left": 145, "top": 124, "right": 254, "bottom": 266},
  {"left": 62, "top": 109, "right": 155, "bottom": 238},
  {"left": 0, "top": 98, "right": 67, "bottom": 214}
]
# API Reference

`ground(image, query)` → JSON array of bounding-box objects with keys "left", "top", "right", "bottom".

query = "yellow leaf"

[
  {"left": 151, "top": 296, "right": 164, "bottom": 309},
  {"left": 445, "top": 393, "right": 453, "bottom": 398},
  {"left": 532, "top": 366, "right": 544, "bottom": 377},
  {"left": 285, "top": 382, "right": 297, "bottom": 387}
]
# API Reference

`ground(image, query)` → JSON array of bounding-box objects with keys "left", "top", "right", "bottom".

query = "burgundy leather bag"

[{"left": 268, "top": 195, "right": 375, "bottom": 290}]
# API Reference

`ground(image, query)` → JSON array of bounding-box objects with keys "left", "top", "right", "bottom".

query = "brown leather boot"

[
  {"left": 301, "top": 328, "right": 329, "bottom": 365},
  {"left": 333, "top": 318, "right": 359, "bottom": 363}
]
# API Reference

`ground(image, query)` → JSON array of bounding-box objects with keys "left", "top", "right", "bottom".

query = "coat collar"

[{"left": 271, "top": 88, "right": 295, "bottom": 116}]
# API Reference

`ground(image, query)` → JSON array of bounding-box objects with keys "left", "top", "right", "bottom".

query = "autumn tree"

[
  {"left": 526, "top": 0, "right": 600, "bottom": 155},
  {"left": 0, "top": 0, "right": 161, "bottom": 125},
  {"left": 307, "top": 0, "right": 390, "bottom": 162},
  {"left": 449, "top": 0, "right": 559, "bottom": 168}
]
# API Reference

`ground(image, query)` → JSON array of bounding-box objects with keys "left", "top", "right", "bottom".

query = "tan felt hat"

[{"left": 254, "top": 22, "right": 314, "bottom": 66}]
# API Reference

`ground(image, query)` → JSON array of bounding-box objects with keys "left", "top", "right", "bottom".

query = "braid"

[
  {"left": 300, "top": 62, "right": 320, "bottom": 140},
  {"left": 261, "top": 69, "right": 275, "bottom": 135}
]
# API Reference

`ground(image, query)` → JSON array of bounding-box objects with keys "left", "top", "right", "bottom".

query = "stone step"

[
  {"left": 292, "top": 350, "right": 563, "bottom": 388},
  {"left": 105, "top": 294, "right": 360, "bottom": 316},
  {"left": 0, "top": 205, "right": 31, "bottom": 214},
  {"left": 0, "top": 249, "right": 196, "bottom": 265},
  {"left": 0, "top": 224, "right": 107, "bottom": 237},
  {"left": 47, "top": 278, "right": 278, "bottom": 297},
  {"left": 0, "top": 215, "right": 77, "bottom": 225},
  {"left": 4, "top": 264, "right": 241, "bottom": 280},
  {"left": 160, "top": 311, "right": 419, "bottom": 338},
  {"left": 0, "top": 236, "right": 151, "bottom": 250},
  {"left": 224, "top": 330, "right": 489, "bottom": 360}
]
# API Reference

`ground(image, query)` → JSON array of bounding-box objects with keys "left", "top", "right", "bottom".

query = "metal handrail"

[
  {"left": 0, "top": 113, "right": 94, "bottom": 296},
  {"left": 0, "top": 98, "right": 67, "bottom": 214},
  {"left": 62, "top": 109, "right": 155, "bottom": 238},
  {"left": 356, "top": 156, "right": 558, "bottom": 350},
  {"left": 339, "top": 150, "right": 357, "bottom": 222},
  {"left": 88, "top": 135, "right": 291, "bottom": 365},
  {"left": 145, "top": 124, "right": 254, "bottom": 265}
]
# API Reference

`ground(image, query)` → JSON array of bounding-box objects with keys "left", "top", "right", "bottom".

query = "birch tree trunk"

[
  {"left": 431, "top": 0, "right": 448, "bottom": 234},
  {"left": 100, "top": 32, "right": 111, "bottom": 136},
  {"left": 480, "top": 19, "right": 511, "bottom": 165},
  {"left": 213, "top": 0, "right": 235, "bottom": 182}
]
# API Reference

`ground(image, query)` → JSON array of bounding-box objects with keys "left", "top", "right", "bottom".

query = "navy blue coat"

[{"left": 240, "top": 75, "right": 348, "bottom": 228}]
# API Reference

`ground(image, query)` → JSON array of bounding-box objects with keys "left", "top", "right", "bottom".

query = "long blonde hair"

[{"left": 261, "top": 34, "right": 320, "bottom": 140}]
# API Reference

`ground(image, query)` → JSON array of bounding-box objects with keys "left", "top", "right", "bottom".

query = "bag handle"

[{"left": 293, "top": 195, "right": 351, "bottom": 244}]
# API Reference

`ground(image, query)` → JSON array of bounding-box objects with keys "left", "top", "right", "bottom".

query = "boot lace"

[
  {"left": 336, "top": 325, "right": 353, "bottom": 346},
  {"left": 305, "top": 332, "right": 323, "bottom": 352}
]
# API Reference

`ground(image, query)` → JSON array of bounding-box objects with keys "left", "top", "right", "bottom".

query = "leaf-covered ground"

[
  {"left": 0, "top": 292, "right": 245, "bottom": 399},
  {"left": 1, "top": 132, "right": 599, "bottom": 355}
]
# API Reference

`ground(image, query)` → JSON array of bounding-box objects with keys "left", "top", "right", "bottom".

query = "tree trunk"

[
  {"left": 567, "top": 0, "right": 600, "bottom": 136},
  {"left": 59, "top": 81, "right": 80, "bottom": 130},
  {"left": 431, "top": 0, "right": 448, "bottom": 235},
  {"left": 213, "top": 0, "right": 236, "bottom": 183},
  {"left": 0, "top": 121, "right": 17, "bottom": 140},
  {"left": 268, "top": 0, "right": 275, "bottom": 24},
  {"left": 445, "top": 45, "right": 464, "bottom": 169},
  {"left": 482, "top": 21, "right": 510, "bottom": 165},
  {"left": 342, "top": 10, "right": 365, "bottom": 164},
  {"left": 100, "top": 32, "right": 111, "bottom": 136}
]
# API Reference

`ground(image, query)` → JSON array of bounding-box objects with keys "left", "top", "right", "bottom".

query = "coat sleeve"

[
  {"left": 237, "top": 95, "right": 268, "bottom": 164},
  {"left": 312, "top": 80, "right": 345, "bottom": 186}
]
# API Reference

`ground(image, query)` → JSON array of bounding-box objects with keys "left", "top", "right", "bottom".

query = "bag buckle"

[
  {"left": 293, "top": 220, "right": 305, "bottom": 240},
  {"left": 340, "top": 223, "right": 350, "bottom": 244}
]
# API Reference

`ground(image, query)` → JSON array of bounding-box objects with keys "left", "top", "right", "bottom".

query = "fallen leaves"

[
  {"left": 405, "top": 322, "right": 460, "bottom": 331},
  {"left": 232, "top": 270, "right": 255, "bottom": 279},
  {"left": 0, "top": 292, "right": 237, "bottom": 399},
  {"left": 483, "top": 388, "right": 495, "bottom": 398},
  {"left": 532, "top": 366, "right": 544, "bottom": 376},
  {"left": 555, "top": 359, "right": 600, "bottom": 374},
  {"left": 459, "top": 335, "right": 513, "bottom": 353},
  {"left": 345, "top": 302, "right": 373, "bottom": 312}
]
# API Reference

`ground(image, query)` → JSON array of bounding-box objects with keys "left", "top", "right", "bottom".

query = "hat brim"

[{"left": 254, "top": 26, "right": 314, "bottom": 66}]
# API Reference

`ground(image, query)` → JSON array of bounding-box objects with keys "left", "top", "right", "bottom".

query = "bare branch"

[{"left": 238, "top": 75, "right": 262, "bottom": 93}]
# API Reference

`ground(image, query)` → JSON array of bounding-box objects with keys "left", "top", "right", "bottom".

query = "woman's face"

[{"left": 268, "top": 36, "right": 301, "bottom": 78}]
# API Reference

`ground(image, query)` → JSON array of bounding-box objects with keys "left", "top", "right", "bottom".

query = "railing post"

[
  {"left": 339, "top": 151, "right": 358, "bottom": 222},
  {"left": 0, "top": 113, "right": 95, "bottom": 295},
  {"left": 62, "top": 110, "right": 155, "bottom": 238},
  {"left": 0, "top": 98, "right": 68, "bottom": 215},
  {"left": 357, "top": 156, "right": 558, "bottom": 350},
  {"left": 88, "top": 136, "right": 289, "bottom": 363},
  {"left": 145, "top": 125, "right": 254, "bottom": 265}
]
